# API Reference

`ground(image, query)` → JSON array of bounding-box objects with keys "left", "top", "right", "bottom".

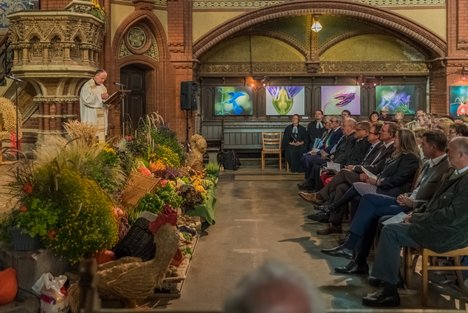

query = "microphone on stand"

[
  {"left": 113, "top": 82, "right": 126, "bottom": 87},
  {"left": 6, "top": 74, "right": 23, "bottom": 82}
]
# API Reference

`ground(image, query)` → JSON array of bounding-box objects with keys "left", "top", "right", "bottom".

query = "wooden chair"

[
  {"left": 404, "top": 246, "right": 468, "bottom": 306},
  {"left": 261, "top": 132, "right": 282, "bottom": 171}
]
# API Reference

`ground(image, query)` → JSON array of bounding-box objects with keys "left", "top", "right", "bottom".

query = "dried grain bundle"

[
  {"left": 0, "top": 97, "right": 22, "bottom": 140},
  {"left": 63, "top": 120, "right": 98, "bottom": 146}
]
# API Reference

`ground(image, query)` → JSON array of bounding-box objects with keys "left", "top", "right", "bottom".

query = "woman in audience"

[
  {"left": 434, "top": 117, "right": 454, "bottom": 137},
  {"left": 393, "top": 111, "right": 405, "bottom": 128},
  {"left": 368, "top": 111, "right": 380, "bottom": 125}
]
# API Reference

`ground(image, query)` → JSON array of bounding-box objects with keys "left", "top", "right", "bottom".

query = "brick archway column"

[
  {"left": 167, "top": 0, "right": 194, "bottom": 140},
  {"left": 431, "top": 0, "right": 468, "bottom": 114}
]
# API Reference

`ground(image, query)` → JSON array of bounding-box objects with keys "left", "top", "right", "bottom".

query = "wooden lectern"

[{"left": 104, "top": 89, "right": 131, "bottom": 138}]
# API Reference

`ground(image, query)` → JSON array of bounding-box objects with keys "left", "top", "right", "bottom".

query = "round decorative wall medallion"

[{"left": 125, "top": 25, "right": 152, "bottom": 54}]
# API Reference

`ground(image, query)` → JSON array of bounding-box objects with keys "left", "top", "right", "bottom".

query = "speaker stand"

[{"left": 184, "top": 109, "right": 190, "bottom": 152}]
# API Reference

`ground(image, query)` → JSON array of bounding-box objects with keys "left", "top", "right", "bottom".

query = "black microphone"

[
  {"left": 6, "top": 74, "right": 23, "bottom": 82},
  {"left": 113, "top": 82, "right": 126, "bottom": 87}
]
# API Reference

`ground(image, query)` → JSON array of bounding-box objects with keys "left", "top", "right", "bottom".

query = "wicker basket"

[{"left": 120, "top": 172, "right": 160, "bottom": 208}]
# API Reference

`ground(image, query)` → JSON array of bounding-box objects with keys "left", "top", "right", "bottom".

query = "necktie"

[
  {"left": 414, "top": 163, "right": 430, "bottom": 187},
  {"left": 316, "top": 121, "right": 323, "bottom": 129},
  {"left": 330, "top": 136, "right": 344, "bottom": 154},
  {"left": 362, "top": 144, "right": 377, "bottom": 163}
]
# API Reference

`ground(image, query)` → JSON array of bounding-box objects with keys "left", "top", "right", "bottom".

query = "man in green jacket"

[{"left": 362, "top": 136, "right": 468, "bottom": 307}]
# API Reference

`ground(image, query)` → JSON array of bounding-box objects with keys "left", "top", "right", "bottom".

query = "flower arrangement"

[
  {"left": 10, "top": 164, "right": 119, "bottom": 264},
  {"left": 4, "top": 122, "right": 123, "bottom": 263}
]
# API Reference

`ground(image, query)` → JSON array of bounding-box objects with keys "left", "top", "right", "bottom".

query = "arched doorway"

[{"left": 120, "top": 64, "right": 150, "bottom": 133}]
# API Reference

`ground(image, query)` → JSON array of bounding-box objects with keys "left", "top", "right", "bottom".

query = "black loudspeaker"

[{"left": 180, "top": 81, "right": 198, "bottom": 110}]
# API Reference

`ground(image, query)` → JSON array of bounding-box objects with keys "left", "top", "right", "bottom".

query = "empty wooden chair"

[{"left": 261, "top": 132, "right": 282, "bottom": 171}]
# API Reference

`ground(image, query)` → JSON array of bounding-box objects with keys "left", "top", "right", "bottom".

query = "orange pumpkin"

[
  {"left": 0, "top": 268, "right": 18, "bottom": 304},
  {"left": 95, "top": 250, "right": 115, "bottom": 265}
]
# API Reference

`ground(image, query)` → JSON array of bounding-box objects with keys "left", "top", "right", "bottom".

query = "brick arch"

[
  {"left": 193, "top": 0, "right": 446, "bottom": 60},
  {"left": 109, "top": 10, "right": 170, "bottom": 134},
  {"left": 112, "top": 11, "right": 168, "bottom": 62}
]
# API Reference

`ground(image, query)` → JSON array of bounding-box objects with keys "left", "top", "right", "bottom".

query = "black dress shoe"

[
  {"left": 316, "top": 225, "right": 342, "bottom": 235},
  {"left": 297, "top": 182, "right": 314, "bottom": 190},
  {"left": 362, "top": 290, "right": 400, "bottom": 307},
  {"left": 307, "top": 212, "right": 330, "bottom": 223},
  {"left": 335, "top": 261, "right": 369, "bottom": 275},
  {"left": 315, "top": 204, "right": 331, "bottom": 213},
  {"left": 368, "top": 276, "right": 384, "bottom": 287},
  {"left": 321, "top": 245, "right": 353, "bottom": 259}
]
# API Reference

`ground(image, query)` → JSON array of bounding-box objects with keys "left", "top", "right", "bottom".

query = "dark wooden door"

[{"left": 120, "top": 66, "right": 146, "bottom": 132}]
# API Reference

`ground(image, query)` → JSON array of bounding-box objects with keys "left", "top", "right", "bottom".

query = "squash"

[{"left": 0, "top": 268, "right": 18, "bottom": 304}]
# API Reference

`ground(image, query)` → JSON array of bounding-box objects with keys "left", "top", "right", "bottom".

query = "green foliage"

[
  {"left": 205, "top": 162, "right": 220, "bottom": 177},
  {"left": 151, "top": 145, "right": 181, "bottom": 168},
  {"left": 125, "top": 138, "right": 147, "bottom": 159},
  {"left": 83, "top": 146, "right": 125, "bottom": 194},
  {"left": 0, "top": 211, "right": 17, "bottom": 243},
  {"left": 10, "top": 164, "right": 118, "bottom": 264},
  {"left": 16, "top": 198, "right": 59, "bottom": 237},
  {"left": 156, "top": 183, "right": 183, "bottom": 208},
  {"left": 149, "top": 127, "right": 185, "bottom": 163},
  {"left": 130, "top": 193, "right": 164, "bottom": 222},
  {"left": 43, "top": 169, "right": 118, "bottom": 264}
]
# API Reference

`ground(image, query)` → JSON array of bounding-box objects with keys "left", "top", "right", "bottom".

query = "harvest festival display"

[{"left": 0, "top": 113, "right": 218, "bottom": 309}]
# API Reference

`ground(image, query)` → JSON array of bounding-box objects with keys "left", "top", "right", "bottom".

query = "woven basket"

[{"left": 120, "top": 172, "right": 160, "bottom": 208}]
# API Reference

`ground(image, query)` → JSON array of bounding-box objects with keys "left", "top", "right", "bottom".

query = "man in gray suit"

[{"left": 361, "top": 136, "right": 468, "bottom": 307}]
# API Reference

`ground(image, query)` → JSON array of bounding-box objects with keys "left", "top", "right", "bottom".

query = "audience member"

[
  {"left": 368, "top": 111, "right": 380, "bottom": 125},
  {"left": 283, "top": 114, "right": 308, "bottom": 172},
  {"left": 393, "top": 111, "right": 405, "bottom": 128},
  {"left": 434, "top": 117, "right": 454, "bottom": 137},
  {"left": 306, "top": 110, "right": 326, "bottom": 150},
  {"left": 449, "top": 123, "right": 468, "bottom": 139},
  {"left": 362, "top": 137, "right": 468, "bottom": 307},
  {"left": 298, "top": 117, "right": 343, "bottom": 190},
  {"left": 299, "top": 118, "right": 357, "bottom": 192},
  {"left": 379, "top": 107, "right": 393, "bottom": 121},
  {"left": 224, "top": 260, "right": 325, "bottom": 313},
  {"left": 341, "top": 110, "right": 351, "bottom": 120}
]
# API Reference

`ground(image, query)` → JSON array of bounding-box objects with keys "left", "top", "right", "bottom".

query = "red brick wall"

[
  {"left": 40, "top": 0, "right": 70, "bottom": 10},
  {"left": 167, "top": 0, "right": 194, "bottom": 140},
  {"left": 444, "top": 0, "right": 468, "bottom": 114}
]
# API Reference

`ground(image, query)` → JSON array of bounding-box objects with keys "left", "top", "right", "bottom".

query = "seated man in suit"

[
  {"left": 361, "top": 136, "right": 468, "bottom": 307},
  {"left": 301, "top": 123, "right": 397, "bottom": 221},
  {"left": 321, "top": 130, "right": 450, "bottom": 269},
  {"left": 298, "top": 117, "right": 343, "bottom": 189},
  {"left": 298, "top": 118, "right": 357, "bottom": 191},
  {"left": 306, "top": 110, "right": 327, "bottom": 150}
]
